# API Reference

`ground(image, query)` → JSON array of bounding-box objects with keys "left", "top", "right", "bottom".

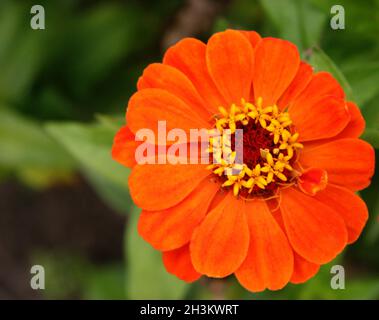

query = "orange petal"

[
  {"left": 300, "top": 138, "right": 375, "bottom": 191},
  {"left": 290, "top": 252, "right": 320, "bottom": 284},
  {"left": 111, "top": 126, "right": 140, "bottom": 167},
  {"left": 190, "top": 192, "right": 249, "bottom": 277},
  {"left": 290, "top": 96, "right": 350, "bottom": 142},
  {"left": 315, "top": 184, "right": 369, "bottom": 244},
  {"left": 280, "top": 187, "right": 348, "bottom": 264},
  {"left": 163, "top": 38, "right": 225, "bottom": 115},
  {"left": 239, "top": 30, "right": 262, "bottom": 48},
  {"left": 137, "top": 63, "right": 210, "bottom": 120},
  {"left": 126, "top": 89, "right": 210, "bottom": 141},
  {"left": 138, "top": 178, "right": 220, "bottom": 251},
  {"left": 292, "top": 71, "right": 345, "bottom": 109},
  {"left": 207, "top": 188, "right": 228, "bottom": 212},
  {"left": 235, "top": 199, "right": 293, "bottom": 292},
  {"left": 335, "top": 101, "right": 365, "bottom": 139},
  {"left": 278, "top": 61, "right": 313, "bottom": 110},
  {"left": 129, "top": 164, "right": 210, "bottom": 211},
  {"left": 267, "top": 201, "right": 321, "bottom": 284},
  {"left": 267, "top": 202, "right": 321, "bottom": 284},
  {"left": 206, "top": 30, "right": 254, "bottom": 105},
  {"left": 111, "top": 126, "right": 160, "bottom": 166},
  {"left": 162, "top": 244, "right": 201, "bottom": 283},
  {"left": 253, "top": 37, "right": 300, "bottom": 106},
  {"left": 298, "top": 167, "right": 328, "bottom": 196}
]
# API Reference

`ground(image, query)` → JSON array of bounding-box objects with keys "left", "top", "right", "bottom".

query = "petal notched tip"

[
  {"left": 162, "top": 245, "right": 201, "bottom": 283},
  {"left": 298, "top": 167, "right": 328, "bottom": 196}
]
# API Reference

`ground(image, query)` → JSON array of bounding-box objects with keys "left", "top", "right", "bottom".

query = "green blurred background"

[{"left": 0, "top": 0, "right": 378, "bottom": 299}]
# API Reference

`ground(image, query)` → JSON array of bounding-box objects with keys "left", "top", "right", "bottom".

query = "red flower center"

[
  {"left": 207, "top": 98, "right": 304, "bottom": 198},
  {"left": 236, "top": 121, "right": 275, "bottom": 169}
]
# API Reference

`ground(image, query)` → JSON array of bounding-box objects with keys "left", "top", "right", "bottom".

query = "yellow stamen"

[{"left": 208, "top": 97, "right": 303, "bottom": 197}]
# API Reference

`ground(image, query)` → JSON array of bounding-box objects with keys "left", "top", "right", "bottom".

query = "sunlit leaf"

[
  {"left": 46, "top": 121, "right": 130, "bottom": 214},
  {"left": 0, "top": 108, "right": 74, "bottom": 170},
  {"left": 259, "top": 0, "right": 326, "bottom": 50},
  {"left": 95, "top": 113, "right": 125, "bottom": 132},
  {"left": 343, "top": 62, "right": 379, "bottom": 107}
]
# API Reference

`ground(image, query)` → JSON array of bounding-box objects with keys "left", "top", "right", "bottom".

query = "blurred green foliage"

[
  {"left": 1, "top": 0, "right": 379, "bottom": 299},
  {"left": 32, "top": 251, "right": 125, "bottom": 299},
  {"left": 46, "top": 120, "right": 131, "bottom": 214}
]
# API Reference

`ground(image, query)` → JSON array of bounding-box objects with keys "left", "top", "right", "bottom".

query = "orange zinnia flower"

[{"left": 112, "top": 30, "right": 375, "bottom": 292}]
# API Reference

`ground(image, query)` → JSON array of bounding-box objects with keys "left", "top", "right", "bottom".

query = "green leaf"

[
  {"left": 361, "top": 152, "right": 379, "bottom": 244},
  {"left": 299, "top": 272, "right": 379, "bottom": 299},
  {"left": 259, "top": 0, "right": 327, "bottom": 50},
  {"left": 308, "top": 47, "right": 354, "bottom": 100},
  {"left": 125, "top": 205, "right": 188, "bottom": 299},
  {"left": 361, "top": 93, "right": 379, "bottom": 131},
  {"left": 361, "top": 129, "right": 379, "bottom": 149},
  {"left": 343, "top": 62, "right": 379, "bottom": 106},
  {"left": 0, "top": 108, "right": 72, "bottom": 168},
  {"left": 212, "top": 18, "right": 231, "bottom": 33},
  {"left": 95, "top": 113, "right": 125, "bottom": 132},
  {"left": 0, "top": 108, "right": 74, "bottom": 186},
  {"left": 32, "top": 251, "right": 125, "bottom": 299},
  {"left": 45, "top": 121, "right": 131, "bottom": 214},
  {"left": 295, "top": 256, "right": 379, "bottom": 299},
  {"left": 0, "top": 2, "right": 23, "bottom": 62},
  {"left": 365, "top": 204, "right": 379, "bottom": 245},
  {"left": 83, "top": 264, "right": 125, "bottom": 300},
  {"left": 0, "top": 2, "right": 45, "bottom": 104}
]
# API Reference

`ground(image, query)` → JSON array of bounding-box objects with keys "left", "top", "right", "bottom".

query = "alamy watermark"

[
  {"left": 330, "top": 5, "right": 345, "bottom": 30},
  {"left": 330, "top": 265, "right": 345, "bottom": 290},
  {"left": 134, "top": 121, "right": 243, "bottom": 171},
  {"left": 30, "top": 5, "right": 45, "bottom": 30},
  {"left": 30, "top": 265, "right": 45, "bottom": 290}
]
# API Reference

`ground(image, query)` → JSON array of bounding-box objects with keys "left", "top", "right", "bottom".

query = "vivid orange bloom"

[{"left": 112, "top": 30, "right": 375, "bottom": 292}]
